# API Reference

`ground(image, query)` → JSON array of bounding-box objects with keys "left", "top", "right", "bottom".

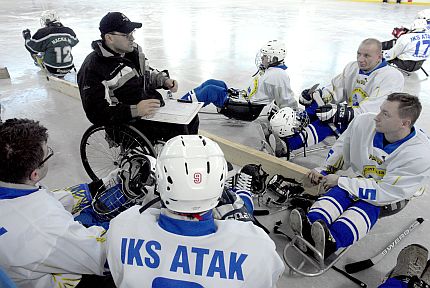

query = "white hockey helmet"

[
  {"left": 416, "top": 9, "right": 430, "bottom": 23},
  {"left": 270, "top": 107, "right": 309, "bottom": 138},
  {"left": 410, "top": 19, "right": 428, "bottom": 32},
  {"left": 156, "top": 135, "right": 227, "bottom": 213},
  {"left": 255, "top": 40, "right": 287, "bottom": 69},
  {"left": 40, "top": 10, "right": 60, "bottom": 27}
]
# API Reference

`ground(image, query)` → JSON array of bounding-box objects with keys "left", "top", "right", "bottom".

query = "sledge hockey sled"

[{"left": 283, "top": 234, "right": 350, "bottom": 277}]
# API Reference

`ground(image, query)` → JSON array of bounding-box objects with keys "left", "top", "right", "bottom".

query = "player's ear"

[
  {"left": 29, "top": 168, "right": 41, "bottom": 183},
  {"left": 402, "top": 118, "right": 412, "bottom": 128}
]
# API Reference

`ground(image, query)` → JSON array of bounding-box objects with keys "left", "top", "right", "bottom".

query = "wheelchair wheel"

[{"left": 80, "top": 124, "right": 156, "bottom": 181}]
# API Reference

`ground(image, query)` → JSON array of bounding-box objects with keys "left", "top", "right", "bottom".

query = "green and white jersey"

[{"left": 25, "top": 24, "right": 79, "bottom": 69}]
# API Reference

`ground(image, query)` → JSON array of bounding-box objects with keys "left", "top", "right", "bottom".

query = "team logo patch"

[{"left": 350, "top": 87, "right": 368, "bottom": 107}]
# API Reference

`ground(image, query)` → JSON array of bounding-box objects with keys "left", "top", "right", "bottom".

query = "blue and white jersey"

[
  {"left": 320, "top": 113, "right": 430, "bottom": 205},
  {"left": 0, "top": 182, "right": 107, "bottom": 288},
  {"left": 384, "top": 29, "right": 430, "bottom": 61},
  {"left": 244, "top": 65, "right": 297, "bottom": 109},
  {"left": 321, "top": 61, "right": 404, "bottom": 115},
  {"left": 106, "top": 207, "right": 284, "bottom": 288}
]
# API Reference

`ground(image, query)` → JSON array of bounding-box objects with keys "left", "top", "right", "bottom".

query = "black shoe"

[
  {"left": 289, "top": 208, "right": 312, "bottom": 251},
  {"left": 311, "top": 220, "right": 337, "bottom": 259}
]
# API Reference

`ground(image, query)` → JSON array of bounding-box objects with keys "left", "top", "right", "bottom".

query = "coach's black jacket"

[{"left": 77, "top": 40, "right": 170, "bottom": 125}]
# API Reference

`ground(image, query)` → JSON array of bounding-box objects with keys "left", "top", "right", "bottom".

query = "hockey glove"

[
  {"left": 316, "top": 103, "right": 354, "bottom": 126},
  {"left": 392, "top": 27, "right": 409, "bottom": 39},
  {"left": 227, "top": 88, "right": 248, "bottom": 100},
  {"left": 213, "top": 188, "right": 254, "bottom": 222},
  {"left": 265, "top": 174, "right": 304, "bottom": 205},
  {"left": 299, "top": 88, "right": 323, "bottom": 107},
  {"left": 22, "top": 29, "right": 31, "bottom": 40}
]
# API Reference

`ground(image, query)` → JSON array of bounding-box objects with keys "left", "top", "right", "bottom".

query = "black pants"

[
  {"left": 389, "top": 58, "right": 425, "bottom": 72},
  {"left": 76, "top": 274, "right": 116, "bottom": 288},
  {"left": 131, "top": 115, "right": 200, "bottom": 144}
]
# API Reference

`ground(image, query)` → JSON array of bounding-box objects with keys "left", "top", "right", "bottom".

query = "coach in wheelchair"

[{"left": 77, "top": 12, "right": 199, "bottom": 145}]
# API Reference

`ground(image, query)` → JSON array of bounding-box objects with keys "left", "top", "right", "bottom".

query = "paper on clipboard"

[{"left": 141, "top": 99, "right": 203, "bottom": 125}]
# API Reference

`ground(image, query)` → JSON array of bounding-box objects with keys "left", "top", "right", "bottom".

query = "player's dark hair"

[
  {"left": 387, "top": 92, "right": 422, "bottom": 126},
  {"left": 0, "top": 118, "right": 48, "bottom": 183}
]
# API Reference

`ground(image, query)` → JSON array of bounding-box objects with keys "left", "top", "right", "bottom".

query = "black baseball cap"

[{"left": 99, "top": 12, "right": 142, "bottom": 34}]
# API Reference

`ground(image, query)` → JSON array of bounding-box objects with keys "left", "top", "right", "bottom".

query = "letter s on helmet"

[{"left": 156, "top": 135, "right": 228, "bottom": 213}]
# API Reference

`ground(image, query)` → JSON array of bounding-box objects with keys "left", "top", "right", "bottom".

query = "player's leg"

[
  {"left": 314, "top": 198, "right": 380, "bottom": 252},
  {"left": 307, "top": 186, "right": 354, "bottom": 226},
  {"left": 279, "top": 119, "right": 337, "bottom": 151},
  {"left": 290, "top": 186, "right": 352, "bottom": 249},
  {"left": 389, "top": 58, "right": 418, "bottom": 72},
  {"left": 181, "top": 79, "right": 228, "bottom": 107}
]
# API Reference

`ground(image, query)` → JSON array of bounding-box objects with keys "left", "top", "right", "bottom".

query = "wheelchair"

[{"left": 80, "top": 123, "right": 156, "bottom": 181}]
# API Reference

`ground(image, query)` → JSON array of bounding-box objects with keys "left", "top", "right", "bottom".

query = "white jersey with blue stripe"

[
  {"left": 321, "top": 61, "right": 404, "bottom": 115},
  {"left": 106, "top": 207, "right": 284, "bottom": 288},
  {"left": 384, "top": 29, "right": 430, "bottom": 61},
  {"left": 320, "top": 113, "right": 430, "bottom": 206},
  {"left": 244, "top": 65, "right": 297, "bottom": 109},
  {"left": 0, "top": 182, "right": 107, "bottom": 288}
]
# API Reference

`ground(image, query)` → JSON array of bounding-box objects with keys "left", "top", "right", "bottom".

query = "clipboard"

[{"left": 141, "top": 99, "right": 203, "bottom": 125}]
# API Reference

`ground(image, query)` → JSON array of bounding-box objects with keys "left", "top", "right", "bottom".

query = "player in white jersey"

[
  {"left": 289, "top": 93, "right": 430, "bottom": 259},
  {"left": 106, "top": 135, "right": 284, "bottom": 288},
  {"left": 180, "top": 40, "right": 297, "bottom": 121},
  {"left": 383, "top": 19, "right": 430, "bottom": 72},
  {"left": 269, "top": 38, "right": 404, "bottom": 159},
  {"left": 0, "top": 119, "right": 114, "bottom": 288}
]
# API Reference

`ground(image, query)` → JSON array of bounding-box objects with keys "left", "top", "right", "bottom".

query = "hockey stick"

[
  {"left": 273, "top": 222, "right": 367, "bottom": 287},
  {"left": 344, "top": 217, "right": 424, "bottom": 274}
]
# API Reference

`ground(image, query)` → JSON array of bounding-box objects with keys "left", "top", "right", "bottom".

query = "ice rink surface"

[{"left": 1, "top": 0, "right": 430, "bottom": 287}]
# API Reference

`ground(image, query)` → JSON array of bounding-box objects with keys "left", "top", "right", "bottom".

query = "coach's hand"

[
  {"left": 137, "top": 99, "right": 161, "bottom": 117},
  {"left": 164, "top": 79, "right": 178, "bottom": 93}
]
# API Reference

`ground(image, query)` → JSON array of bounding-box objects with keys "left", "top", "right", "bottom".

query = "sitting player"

[
  {"left": 106, "top": 135, "right": 285, "bottom": 287},
  {"left": 22, "top": 10, "right": 79, "bottom": 77},
  {"left": 385, "top": 9, "right": 430, "bottom": 46},
  {"left": 383, "top": 18, "right": 430, "bottom": 73},
  {"left": 0, "top": 118, "right": 114, "bottom": 287},
  {"left": 268, "top": 38, "right": 404, "bottom": 158},
  {"left": 288, "top": 93, "right": 430, "bottom": 260},
  {"left": 180, "top": 40, "right": 297, "bottom": 121}
]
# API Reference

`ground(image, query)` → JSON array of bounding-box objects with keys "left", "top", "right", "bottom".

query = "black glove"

[
  {"left": 316, "top": 103, "right": 354, "bottom": 127},
  {"left": 22, "top": 29, "right": 31, "bottom": 40}
]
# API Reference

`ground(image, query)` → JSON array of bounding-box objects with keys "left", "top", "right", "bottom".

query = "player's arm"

[
  {"left": 34, "top": 211, "right": 108, "bottom": 276},
  {"left": 24, "top": 29, "right": 47, "bottom": 53},
  {"left": 383, "top": 36, "right": 407, "bottom": 61},
  {"left": 319, "top": 114, "right": 356, "bottom": 174},
  {"left": 65, "top": 27, "right": 79, "bottom": 47},
  {"left": 338, "top": 155, "right": 430, "bottom": 206}
]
